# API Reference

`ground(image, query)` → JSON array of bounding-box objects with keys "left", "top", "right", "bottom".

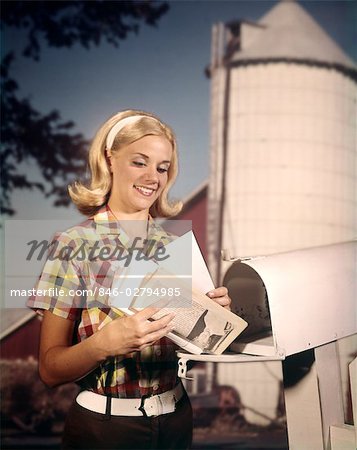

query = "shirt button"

[
  {"left": 153, "top": 384, "right": 159, "bottom": 391},
  {"left": 156, "top": 349, "right": 161, "bottom": 356}
]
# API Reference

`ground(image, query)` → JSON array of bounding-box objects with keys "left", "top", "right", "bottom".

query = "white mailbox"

[
  {"left": 224, "top": 240, "right": 357, "bottom": 358},
  {"left": 178, "top": 240, "right": 356, "bottom": 367},
  {"left": 177, "top": 240, "right": 357, "bottom": 450}
]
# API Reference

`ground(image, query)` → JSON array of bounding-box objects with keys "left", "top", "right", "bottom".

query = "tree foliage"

[
  {"left": 1, "top": 1, "right": 169, "bottom": 215},
  {"left": 1, "top": 52, "right": 89, "bottom": 215}
]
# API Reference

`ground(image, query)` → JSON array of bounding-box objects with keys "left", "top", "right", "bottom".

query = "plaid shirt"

[{"left": 28, "top": 206, "right": 179, "bottom": 398}]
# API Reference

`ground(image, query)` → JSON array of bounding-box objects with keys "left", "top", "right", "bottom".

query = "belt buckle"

[{"left": 139, "top": 394, "right": 158, "bottom": 418}]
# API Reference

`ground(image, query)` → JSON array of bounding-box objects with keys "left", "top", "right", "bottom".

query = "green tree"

[{"left": 1, "top": 1, "right": 169, "bottom": 215}]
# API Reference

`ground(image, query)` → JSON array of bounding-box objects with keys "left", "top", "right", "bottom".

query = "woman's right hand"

[
  {"left": 38, "top": 307, "right": 174, "bottom": 388},
  {"left": 93, "top": 307, "right": 175, "bottom": 358}
]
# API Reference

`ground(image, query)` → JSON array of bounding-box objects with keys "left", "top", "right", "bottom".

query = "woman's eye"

[
  {"left": 157, "top": 167, "right": 169, "bottom": 174},
  {"left": 133, "top": 161, "right": 146, "bottom": 167}
]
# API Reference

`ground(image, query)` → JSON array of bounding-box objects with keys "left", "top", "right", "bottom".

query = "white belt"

[{"left": 76, "top": 383, "right": 184, "bottom": 417}]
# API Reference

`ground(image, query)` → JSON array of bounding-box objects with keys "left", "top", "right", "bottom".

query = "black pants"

[{"left": 62, "top": 394, "right": 193, "bottom": 450}]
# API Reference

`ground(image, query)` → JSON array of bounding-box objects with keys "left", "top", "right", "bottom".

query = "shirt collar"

[
  {"left": 93, "top": 205, "right": 172, "bottom": 255},
  {"left": 93, "top": 205, "right": 122, "bottom": 235}
]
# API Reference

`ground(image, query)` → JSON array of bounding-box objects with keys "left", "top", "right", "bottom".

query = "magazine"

[{"left": 109, "top": 231, "right": 248, "bottom": 355}]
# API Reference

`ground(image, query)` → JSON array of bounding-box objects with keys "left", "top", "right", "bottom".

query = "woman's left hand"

[{"left": 206, "top": 286, "right": 232, "bottom": 311}]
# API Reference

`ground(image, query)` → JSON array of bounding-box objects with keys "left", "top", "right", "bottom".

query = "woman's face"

[{"left": 108, "top": 135, "right": 173, "bottom": 218}]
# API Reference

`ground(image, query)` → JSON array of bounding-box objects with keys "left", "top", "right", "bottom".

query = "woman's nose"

[{"left": 144, "top": 164, "right": 159, "bottom": 183}]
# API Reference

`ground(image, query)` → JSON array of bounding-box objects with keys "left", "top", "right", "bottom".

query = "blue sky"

[{"left": 3, "top": 0, "right": 357, "bottom": 222}]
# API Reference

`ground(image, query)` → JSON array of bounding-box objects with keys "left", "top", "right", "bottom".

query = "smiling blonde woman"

[{"left": 28, "top": 109, "right": 231, "bottom": 449}]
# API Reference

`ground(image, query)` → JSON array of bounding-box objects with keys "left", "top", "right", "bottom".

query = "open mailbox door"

[{"left": 225, "top": 240, "right": 357, "bottom": 358}]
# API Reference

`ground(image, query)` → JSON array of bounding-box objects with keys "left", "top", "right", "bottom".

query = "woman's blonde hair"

[{"left": 69, "top": 109, "right": 182, "bottom": 217}]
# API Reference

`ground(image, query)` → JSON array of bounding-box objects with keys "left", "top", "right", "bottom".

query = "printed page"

[{"left": 110, "top": 231, "right": 248, "bottom": 354}]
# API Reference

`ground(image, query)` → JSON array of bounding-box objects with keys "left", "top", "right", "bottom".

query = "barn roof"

[
  {"left": 177, "top": 180, "right": 208, "bottom": 215},
  {"left": 0, "top": 309, "right": 36, "bottom": 340}
]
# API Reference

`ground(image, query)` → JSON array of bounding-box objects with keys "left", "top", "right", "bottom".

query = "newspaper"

[{"left": 109, "top": 231, "right": 248, "bottom": 355}]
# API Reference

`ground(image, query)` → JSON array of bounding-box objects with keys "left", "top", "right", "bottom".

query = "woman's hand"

[
  {"left": 206, "top": 286, "right": 232, "bottom": 311},
  {"left": 38, "top": 308, "right": 174, "bottom": 388},
  {"left": 93, "top": 307, "right": 175, "bottom": 358}
]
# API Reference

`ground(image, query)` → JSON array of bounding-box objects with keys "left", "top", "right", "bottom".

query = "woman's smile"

[{"left": 133, "top": 184, "right": 157, "bottom": 197}]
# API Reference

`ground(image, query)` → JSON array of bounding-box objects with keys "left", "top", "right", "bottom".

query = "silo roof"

[{"left": 232, "top": 0, "right": 356, "bottom": 71}]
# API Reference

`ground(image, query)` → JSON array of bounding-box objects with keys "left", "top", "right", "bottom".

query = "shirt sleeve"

[{"left": 27, "top": 231, "right": 85, "bottom": 321}]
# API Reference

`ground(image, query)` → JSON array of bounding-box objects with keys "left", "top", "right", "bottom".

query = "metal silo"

[
  {"left": 207, "top": 0, "right": 357, "bottom": 284},
  {"left": 206, "top": 0, "right": 357, "bottom": 428}
]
